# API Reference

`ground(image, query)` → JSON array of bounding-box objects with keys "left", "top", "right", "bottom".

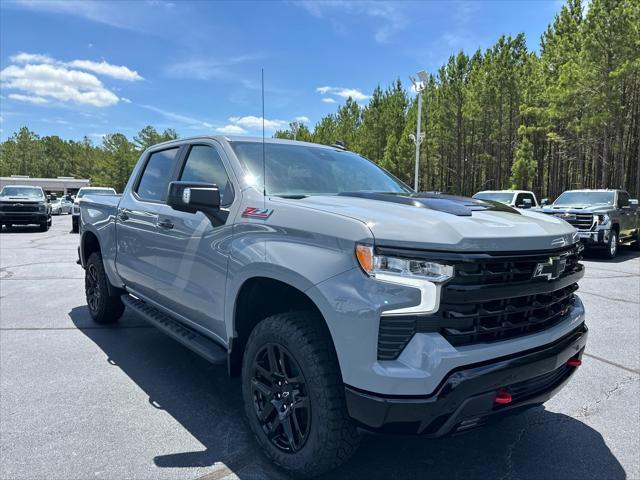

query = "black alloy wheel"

[{"left": 250, "top": 342, "right": 311, "bottom": 453}]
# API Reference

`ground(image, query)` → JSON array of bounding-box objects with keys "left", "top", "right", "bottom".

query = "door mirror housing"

[
  {"left": 628, "top": 199, "right": 638, "bottom": 210},
  {"left": 541, "top": 198, "right": 549, "bottom": 206},
  {"left": 167, "top": 181, "right": 220, "bottom": 214},
  {"left": 519, "top": 198, "right": 533, "bottom": 209}
]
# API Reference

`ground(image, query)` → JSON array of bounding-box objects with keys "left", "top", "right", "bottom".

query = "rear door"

[
  {"left": 153, "top": 141, "right": 236, "bottom": 339},
  {"left": 115, "top": 146, "right": 182, "bottom": 301}
]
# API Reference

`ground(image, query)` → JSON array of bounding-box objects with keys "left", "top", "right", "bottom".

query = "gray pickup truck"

[
  {"left": 540, "top": 189, "right": 640, "bottom": 258},
  {"left": 79, "top": 136, "right": 588, "bottom": 476}
]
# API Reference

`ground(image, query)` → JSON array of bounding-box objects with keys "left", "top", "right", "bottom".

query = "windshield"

[
  {"left": 230, "top": 142, "right": 412, "bottom": 196},
  {"left": 553, "top": 191, "right": 614, "bottom": 206},
  {"left": 0, "top": 186, "right": 44, "bottom": 199},
  {"left": 77, "top": 188, "right": 116, "bottom": 198},
  {"left": 472, "top": 192, "right": 514, "bottom": 203}
]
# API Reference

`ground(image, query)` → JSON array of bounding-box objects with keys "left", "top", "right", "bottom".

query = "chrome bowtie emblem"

[{"left": 533, "top": 255, "right": 567, "bottom": 280}]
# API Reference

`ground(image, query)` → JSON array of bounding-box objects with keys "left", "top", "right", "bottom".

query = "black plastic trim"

[{"left": 346, "top": 323, "right": 588, "bottom": 436}]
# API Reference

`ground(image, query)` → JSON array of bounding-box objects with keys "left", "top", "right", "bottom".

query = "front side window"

[
  {"left": 180, "top": 145, "right": 233, "bottom": 205},
  {"left": 617, "top": 192, "right": 629, "bottom": 208},
  {"left": 136, "top": 147, "right": 179, "bottom": 202},
  {"left": 515, "top": 193, "right": 535, "bottom": 207},
  {"left": 230, "top": 142, "right": 411, "bottom": 196}
]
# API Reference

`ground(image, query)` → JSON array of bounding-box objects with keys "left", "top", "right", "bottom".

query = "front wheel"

[
  {"left": 72, "top": 217, "right": 79, "bottom": 233},
  {"left": 604, "top": 230, "right": 618, "bottom": 259},
  {"left": 242, "top": 312, "right": 361, "bottom": 477},
  {"left": 85, "top": 252, "right": 125, "bottom": 323},
  {"left": 39, "top": 219, "right": 49, "bottom": 232}
]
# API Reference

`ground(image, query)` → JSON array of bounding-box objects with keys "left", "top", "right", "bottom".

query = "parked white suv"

[{"left": 473, "top": 190, "right": 539, "bottom": 209}]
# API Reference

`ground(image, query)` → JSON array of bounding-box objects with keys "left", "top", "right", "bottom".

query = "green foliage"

[
  {"left": 510, "top": 137, "right": 537, "bottom": 189},
  {"left": 1, "top": 0, "right": 638, "bottom": 198}
]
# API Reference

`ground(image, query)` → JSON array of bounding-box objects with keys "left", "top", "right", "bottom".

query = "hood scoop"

[{"left": 338, "top": 192, "right": 520, "bottom": 216}]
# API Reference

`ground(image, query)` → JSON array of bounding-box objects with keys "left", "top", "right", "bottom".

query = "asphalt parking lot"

[{"left": 1, "top": 215, "right": 638, "bottom": 480}]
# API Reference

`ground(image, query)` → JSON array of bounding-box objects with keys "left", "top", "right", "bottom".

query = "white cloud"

[
  {"left": 295, "top": 116, "right": 311, "bottom": 124},
  {"left": 140, "top": 104, "right": 213, "bottom": 128},
  {"left": 8, "top": 93, "right": 49, "bottom": 104},
  {"left": 229, "top": 115, "right": 288, "bottom": 131},
  {"left": 120, "top": 97, "right": 132, "bottom": 103},
  {"left": 1, "top": 63, "right": 119, "bottom": 107},
  {"left": 165, "top": 55, "right": 259, "bottom": 81},
  {"left": 315, "top": 86, "right": 370, "bottom": 102},
  {"left": 67, "top": 60, "right": 143, "bottom": 81},
  {"left": 322, "top": 97, "right": 336, "bottom": 104},
  {"left": 1, "top": 52, "right": 143, "bottom": 108},
  {"left": 216, "top": 124, "right": 248, "bottom": 135}
]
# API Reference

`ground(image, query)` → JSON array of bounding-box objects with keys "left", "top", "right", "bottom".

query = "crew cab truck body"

[
  {"left": 472, "top": 189, "right": 539, "bottom": 209},
  {"left": 540, "top": 189, "right": 640, "bottom": 258},
  {"left": 0, "top": 185, "right": 52, "bottom": 231},
  {"left": 79, "top": 136, "right": 588, "bottom": 477}
]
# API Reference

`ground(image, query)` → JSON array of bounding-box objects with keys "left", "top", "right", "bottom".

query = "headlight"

[
  {"left": 356, "top": 244, "right": 454, "bottom": 283},
  {"left": 355, "top": 244, "right": 454, "bottom": 316},
  {"left": 597, "top": 214, "right": 610, "bottom": 225},
  {"left": 38, "top": 204, "right": 46, "bottom": 212}
]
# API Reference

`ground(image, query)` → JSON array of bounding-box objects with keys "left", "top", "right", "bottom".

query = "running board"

[{"left": 121, "top": 295, "right": 226, "bottom": 365}]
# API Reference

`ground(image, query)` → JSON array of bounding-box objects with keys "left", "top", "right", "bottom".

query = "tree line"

[
  {"left": 275, "top": 0, "right": 639, "bottom": 199},
  {"left": 1, "top": 0, "right": 638, "bottom": 198}
]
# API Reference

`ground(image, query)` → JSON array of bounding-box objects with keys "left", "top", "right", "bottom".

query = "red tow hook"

[
  {"left": 567, "top": 358, "right": 582, "bottom": 367},
  {"left": 495, "top": 390, "right": 512, "bottom": 405}
]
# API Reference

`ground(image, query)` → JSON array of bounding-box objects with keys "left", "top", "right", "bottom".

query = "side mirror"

[
  {"left": 520, "top": 198, "right": 533, "bottom": 209},
  {"left": 167, "top": 181, "right": 220, "bottom": 214},
  {"left": 628, "top": 199, "right": 638, "bottom": 210},
  {"left": 541, "top": 198, "right": 549, "bottom": 206}
]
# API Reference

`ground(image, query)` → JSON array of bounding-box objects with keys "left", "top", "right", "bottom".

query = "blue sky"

[{"left": 0, "top": 0, "right": 563, "bottom": 142}]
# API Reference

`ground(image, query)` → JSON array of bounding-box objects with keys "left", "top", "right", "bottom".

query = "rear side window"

[
  {"left": 136, "top": 148, "right": 179, "bottom": 202},
  {"left": 180, "top": 145, "right": 233, "bottom": 205}
]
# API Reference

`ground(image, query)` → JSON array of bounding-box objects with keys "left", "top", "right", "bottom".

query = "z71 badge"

[{"left": 242, "top": 207, "right": 273, "bottom": 219}]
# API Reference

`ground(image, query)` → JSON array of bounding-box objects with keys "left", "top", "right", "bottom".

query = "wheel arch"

[{"left": 228, "top": 275, "right": 335, "bottom": 377}]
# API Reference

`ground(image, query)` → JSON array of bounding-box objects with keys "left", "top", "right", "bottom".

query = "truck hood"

[
  {"left": 542, "top": 204, "right": 612, "bottom": 213},
  {"left": 272, "top": 193, "right": 578, "bottom": 252}
]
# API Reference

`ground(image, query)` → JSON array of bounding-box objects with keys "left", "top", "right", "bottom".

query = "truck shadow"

[
  {"left": 69, "top": 306, "right": 625, "bottom": 480},
  {"left": 582, "top": 244, "right": 640, "bottom": 263}
]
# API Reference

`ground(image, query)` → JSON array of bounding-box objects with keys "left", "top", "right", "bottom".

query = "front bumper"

[
  {"left": 345, "top": 323, "right": 587, "bottom": 436},
  {"left": 578, "top": 229, "right": 610, "bottom": 246},
  {"left": 0, "top": 212, "right": 48, "bottom": 224}
]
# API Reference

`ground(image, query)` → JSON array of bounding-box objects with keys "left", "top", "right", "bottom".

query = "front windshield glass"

[
  {"left": 554, "top": 191, "right": 614, "bottom": 206},
  {"left": 472, "top": 192, "right": 514, "bottom": 203},
  {"left": 0, "top": 186, "right": 44, "bottom": 199},
  {"left": 230, "top": 142, "right": 412, "bottom": 196},
  {"left": 77, "top": 188, "right": 116, "bottom": 198}
]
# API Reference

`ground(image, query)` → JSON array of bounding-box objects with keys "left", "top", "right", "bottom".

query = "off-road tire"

[
  {"left": 242, "top": 312, "right": 361, "bottom": 478},
  {"left": 39, "top": 220, "right": 49, "bottom": 232},
  {"left": 604, "top": 229, "right": 618, "bottom": 259},
  {"left": 85, "top": 252, "right": 125, "bottom": 324}
]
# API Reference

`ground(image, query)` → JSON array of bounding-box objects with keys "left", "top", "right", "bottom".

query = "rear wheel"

[
  {"left": 242, "top": 312, "right": 360, "bottom": 477},
  {"left": 85, "top": 252, "right": 125, "bottom": 323}
]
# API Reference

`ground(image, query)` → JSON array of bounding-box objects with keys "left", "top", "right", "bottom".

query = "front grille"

[
  {"left": 545, "top": 211, "right": 594, "bottom": 230},
  {"left": 377, "top": 245, "right": 584, "bottom": 360},
  {"left": 0, "top": 204, "right": 39, "bottom": 212}
]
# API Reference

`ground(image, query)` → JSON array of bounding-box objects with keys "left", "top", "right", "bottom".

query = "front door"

[{"left": 153, "top": 142, "right": 236, "bottom": 341}]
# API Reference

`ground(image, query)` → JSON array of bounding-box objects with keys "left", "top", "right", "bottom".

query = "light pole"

[
  {"left": 290, "top": 121, "right": 300, "bottom": 141},
  {"left": 409, "top": 70, "right": 428, "bottom": 191}
]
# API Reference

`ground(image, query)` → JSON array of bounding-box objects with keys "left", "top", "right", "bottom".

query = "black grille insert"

[{"left": 377, "top": 245, "right": 583, "bottom": 360}]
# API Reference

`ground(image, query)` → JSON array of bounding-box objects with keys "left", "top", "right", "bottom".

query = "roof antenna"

[{"left": 261, "top": 68, "right": 266, "bottom": 207}]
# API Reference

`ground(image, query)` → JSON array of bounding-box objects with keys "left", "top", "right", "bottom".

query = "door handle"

[
  {"left": 158, "top": 219, "right": 174, "bottom": 229},
  {"left": 118, "top": 210, "right": 130, "bottom": 221}
]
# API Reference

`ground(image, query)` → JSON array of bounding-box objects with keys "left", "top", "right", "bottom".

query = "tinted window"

[
  {"left": 180, "top": 145, "right": 233, "bottom": 205},
  {"left": 136, "top": 148, "right": 179, "bottom": 202},
  {"left": 515, "top": 193, "right": 536, "bottom": 207},
  {"left": 617, "top": 191, "right": 629, "bottom": 208},
  {"left": 230, "top": 142, "right": 411, "bottom": 196}
]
